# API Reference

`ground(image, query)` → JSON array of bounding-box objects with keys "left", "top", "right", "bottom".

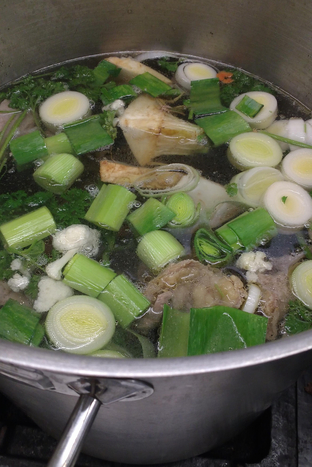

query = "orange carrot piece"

[{"left": 217, "top": 71, "right": 234, "bottom": 84}]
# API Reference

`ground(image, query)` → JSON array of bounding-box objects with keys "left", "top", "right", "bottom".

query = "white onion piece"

[
  {"left": 263, "top": 181, "right": 312, "bottom": 228},
  {"left": 266, "top": 119, "right": 289, "bottom": 151},
  {"left": 305, "top": 120, "right": 312, "bottom": 145},
  {"left": 175, "top": 62, "right": 217, "bottom": 90},
  {"left": 39, "top": 91, "right": 90, "bottom": 131},
  {"left": 45, "top": 296, "right": 115, "bottom": 354},
  {"left": 288, "top": 118, "right": 306, "bottom": 151},
  {"left": 233, "top": 166, "right": 284, "bottom": 207},
  {"left": 135, "top": 51, "right": 179, "bottom": 62},
  {"left": 230, "top": 91, "right": 278, "bottom": 129},
  {"left": 242, "top": 284, "right": 262, "bottom": 313},
  {"left": 282, "top": 148, "right": 312, "bottom": 189},
  {"left": 291, "top": 260, "right": 312, "bottom": 309},
  {"left": 227, "top": 132, "right": 283, "bottom": 170}
]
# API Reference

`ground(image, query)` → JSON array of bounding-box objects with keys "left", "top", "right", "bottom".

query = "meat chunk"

[
  {"left": 136, "top": 259, "right": 247, "bottom": 333},
  {"left": 0, "top": 280, "right": 31, "bottom": 307}
]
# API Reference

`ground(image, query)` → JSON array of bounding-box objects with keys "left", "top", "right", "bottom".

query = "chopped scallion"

[
  {"left": 235, "top": 95, "right": 263, "bottom": 118},
  {"left": 64, "top": 116, "right": 114, "bottom": 155},
  {"left": 98, "top": 274, "right": 150, "bottom": 328},
  {"left": 129, "top": 72, "right": 172, "bottom": 97},
  {"left": 10, "top": 130, "right": 48, "bottom": 164},
  {"left": 189, "top": 78, "right": 227, "bottom": 116},
  {"left": 85, "top": 184, "right": 136, "bottom": 231},
  {"left": 163, "top": 192, "right": 200, "bottom": 228},
  {"left": 136, "top": 230, "right": 185, "bottom": 271},
  {"left": 127, "top": 198, "right": 176, "bottom": 236},
  {"left": 194, "top": 228, "right": 233, "bottom": 266}
]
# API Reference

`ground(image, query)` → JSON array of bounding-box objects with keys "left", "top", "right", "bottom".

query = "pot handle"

[
  {"left": 47, "top": 394, "right": 100, "bottom": 467},
  {"left": 47, "top": 377, "right": 154, "bottom": 467}
]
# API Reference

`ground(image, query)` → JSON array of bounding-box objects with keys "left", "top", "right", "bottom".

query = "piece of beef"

[{"left": 135, "top": 259, "right": 247, "bottom": 333}]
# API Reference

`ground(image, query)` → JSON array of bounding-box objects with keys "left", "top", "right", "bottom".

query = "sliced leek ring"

[
  {"left": 175, "top": 62, "right": 217, "bottom": 90},
  {"left": 281, "top": 148, "right": 312, "bottom": 189},
  {"left": 230, "top": 91, "right": 278, "bottom": 129},
  {"left": 242, "top": 284, "right": 262, "bottom": 313},
  {"left": 266, "top": 119, "right": 289, "bottom": 151},
  {"left": 232, "top": 166, "right": 284, "bottom": 207},
  {"left": 39, "top": 91, "right": 90, "bottom": 131},
  {"left": 45, "top": 295, "right": 115, "bottom": 354},
  {"left": 287, "top": 118, "right": 306, "bottom": 151},
  {"left": 227, "top": 132, "right": 283, "bottom": 170},
  {"left": 305, "top": 119, "right": 312, "bottom": 145},
  {"left": 291, "top": 261, "right": 312, "bottom": 309},
  {"left": 262, "top": 181, "right": 312, "bottom": 228}
]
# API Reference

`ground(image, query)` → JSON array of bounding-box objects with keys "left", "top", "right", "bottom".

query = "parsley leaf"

[{"left": 284, "top": 300, "right": 312, "bottom": 335}]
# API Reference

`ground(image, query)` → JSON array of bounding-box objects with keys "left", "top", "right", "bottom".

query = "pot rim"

[{"left": 0, "top": 329, "right": 312, "bottom": 379}]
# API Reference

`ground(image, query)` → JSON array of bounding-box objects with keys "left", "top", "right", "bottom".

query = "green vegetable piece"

[
  {"left": 127, "top": 198, "right": 176, "bottom": 236},
  {"left": 93, "top": 60, "right": 121, "bottom": 86},
  {"left": 158, "top": 305, "right": 190, "bottom": 358},
  {"left": 0, "top": 206, "right": 56, "bottom": 250},
  {"left": 217, "top": 208, "right": 277, "bottom": 251},
  {"left": 190, "top": 78, "right": 227, "bottom": 116},
  {"left": 85, "top": 183, "right": 136, "bottom": 231},
  {"left": 194, "top": 228, "right": 233, "bottom": 266},
  {"left": 226, "top": 182, "right": 238, "bottom": 197},
  {"left": 63, "top": 253, "right": 116, "bottom": 298},
  {"left": 137, "top": 230, "right": 185, "bottom": 272},
  {"left": 45, "top": 133, "right": 73, "bottom": 155},
  {"left": 235, "top": 95, "right": 264, "bottom": 118},
  {"left": 64, "top": 117, "right": 113, "bottom": 155},
  {"left": 157, "top": 57, "right": 181, "bottom": 73},
  {"left": 195, "top": 110, "right": 252, "bottom": 146},
  {"left": 0, "top": 299, "right": 43, "bottom": 346},
  {"left": 129, "top": 72, "right": 172, "bottom": 97},
  {"left": 0, "top": 249, "right": 15, "bottom": 280},
  {"left": 101, "top": 84, "right": 137, "bottom": 105},
  {"left": 98, "top": 274, "right": 150, "bottom": 328},
  {"left": 33, "top": 153, "right": 84, "bottom": 194},
  {"left": 164, "top": 192, "right": 200, "bottom": 228},
  {"left": 187, "top": 305, "right": 268, "bottom": 356},
  {"left": 284, "top": 300, "right": 312, "bottom": 335},
  {"left": 10, "top": 130, "right": 48, "bottom": 164}
]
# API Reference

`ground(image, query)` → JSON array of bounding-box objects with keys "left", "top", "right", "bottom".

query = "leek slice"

[
  {"left": 127, "top": 198, "right": 176, "bottom": 236},
  {"left": 175, "top": 62, "right": 217, "bottom": 90},
  {"left": 163, "top": 192, "right": 200, "bottom": 227},
  {"left": 291, "top": 261, "right": 312, "bottom": 309},
  {"left": 235, "top": 95, "right": 263, "bottom": 118},
  {"left": 158, "top": 305, "right": 190, "bottom": 358},
  {"left": 263, "top": 181, "right": 312, "bottom": 229},
  {"left": 230, "top": 166, "right": 284, "bottom": 207},
  {"left": 45, "top": 295, "right": 115, "bottom": 354},
  {"left": 194, "top": 228, "right": 233, "bottom": 266},
  {"left": 39, "top": 91, "right": 91, "bottom": 131},
  {"left": 230, "top": 91, "right": 278, "bottom": 129},
  {"left": 227, "top": 132, "right": 283, "bottom": 170},
  {"left": 281, "top": 148, "right": 312, "bottom": 189},
  {"left": 137, "top": 230, "right": 185, "bottom": 272},
  {"left": 33, "top": 153, "right": 84, "bottom": 194}
]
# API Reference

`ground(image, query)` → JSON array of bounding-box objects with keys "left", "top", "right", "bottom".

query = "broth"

[{"left": 0, "top": 52, "right": 311, "bottom": 357}]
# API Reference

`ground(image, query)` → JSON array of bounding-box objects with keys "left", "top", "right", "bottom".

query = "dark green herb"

[
  {"left": 157, "top": 57, "right": 182, "bottom": 73},
  {"left": 282, "top": 196, "right": 288, "bottom": 204},
  {"left": 24, "top": 274, "right": 41, "bottom": 300},
  {"left": 99, "top": 110, "right": 118, "bottom": 140},
  {"left": 284, "top": 300, "right": 312, "bottom": 335},
  {"left": 226, "top": 182, "right": 238, "bottom": 197},
  {"left": 0, "top": 188, "right": 93, "bottom": 228},
  {"left": 219, "top": 69, "right": 274, "bottom": 107},
  {"left": 0, "top": 249, "right": 15, "bottom": 280}
]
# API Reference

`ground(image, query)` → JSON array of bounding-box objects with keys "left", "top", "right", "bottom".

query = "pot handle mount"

[{"left": 47, "top": 377, "right": 154, "bottom": 467}]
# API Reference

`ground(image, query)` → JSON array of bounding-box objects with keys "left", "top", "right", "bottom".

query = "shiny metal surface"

[
  {"left": 1, "top": 0, "right": 312, "bottom": 464},
  {"left": 47, "top": 394, "right": 101, "bottom": 467}
]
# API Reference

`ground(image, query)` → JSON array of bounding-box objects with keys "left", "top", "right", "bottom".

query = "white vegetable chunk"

[
  {"left": 227, "top": 132, "right": 283, "bottom": 170},
  {"left": 230, "top": 91, "right": 278, "bottom": 129},
  {"left": 229, "top": 166, "right": 284, "bottom": 207},
  {"left": 8, "top": 273, "right": 30, "bottom": 292},
  {"left": 118, "top": 94, "right": 208, "bottom": 165},
  {"left": 287, "top": 118, "right": 306, "bottom": 151},
  {"left": 291, "top": 260, "right": 312, "bottom": 309},
  {"left": 263, "top": 181, "right": 312, "bottom": 228},
  {"left": 39, "top": 91, "right": 90, "bottom": 131},
  {"left": 106, "top": 56, "right": 172, "bottom": 84},
  {"left": 175, "top": 62, "right": 217, "bottom": 90},
  {"left": 45, "top": 296, "right": 116, "bottom": 354},
  {"left": 282, "top": 148, "right": 312, "bottom": 189},
  {"left": 242, "top": 284, "right": 262, "bottom": 313},
  {"left": 33, "top": 276, "right": 74, "bottom": 313},
  {"left": 52, "top": 224, "right": 101, "bottom": 256}
]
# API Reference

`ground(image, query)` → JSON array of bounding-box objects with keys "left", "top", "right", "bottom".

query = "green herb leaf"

[
  {"left": 282, "top": 196, "right": 288, "bottom": 204},
  {"left": 157, "top": 57, "right": 182, "bottom": 73},
  {"left": 226, "top": 182, "right": 238, "bottom": 197},
  {"left": 284, "top": 300, "right": 312, "bottom": 335}
]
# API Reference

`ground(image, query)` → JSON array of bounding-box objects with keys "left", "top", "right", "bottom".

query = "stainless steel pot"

[{"left": 1, "top": 0, "right": 312, "bottom": 464}]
